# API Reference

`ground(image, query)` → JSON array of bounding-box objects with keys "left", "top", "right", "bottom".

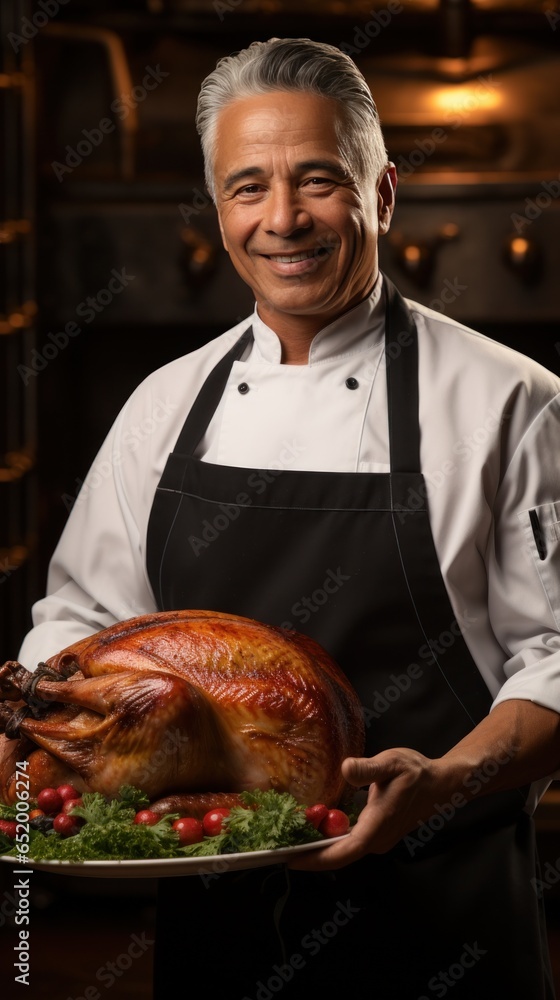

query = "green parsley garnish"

[
  {"left": 1, "top": 786, "right": 336, "bottom": 862},
  {"left": 180, "top": 789, "right": 323, "bottom": 857},
  {"left": 0, "top": 802, "right": 18, "bottom": 820}
]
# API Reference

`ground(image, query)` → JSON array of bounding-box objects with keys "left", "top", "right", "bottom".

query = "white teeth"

[{"left": 268, "top": 251, "right": 316, "bottom": 263}]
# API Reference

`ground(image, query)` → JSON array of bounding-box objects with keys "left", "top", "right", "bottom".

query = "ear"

[{"left": 377, "top": 163, "right": 398, "bottom": 235}]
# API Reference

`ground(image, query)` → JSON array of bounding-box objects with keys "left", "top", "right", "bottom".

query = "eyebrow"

[{"left": 222, "top": 159, "right": 350, "bottom": 193}]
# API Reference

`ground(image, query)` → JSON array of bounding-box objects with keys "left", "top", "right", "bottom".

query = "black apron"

[{"left": 146, "top": 277, "right": 555, "bottom": 999}]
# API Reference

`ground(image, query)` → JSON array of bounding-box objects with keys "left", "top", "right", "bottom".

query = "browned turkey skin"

[{"left": 0, "top": 610, "right": 365, "bottom": 814}]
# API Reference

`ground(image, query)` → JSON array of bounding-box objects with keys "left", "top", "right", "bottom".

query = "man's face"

[{"left": 213, "top": 90, "right": 396, "bottom": 337}]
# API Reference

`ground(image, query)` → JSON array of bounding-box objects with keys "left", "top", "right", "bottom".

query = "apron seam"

[
  {"left": 157, "top": 486, "right": 409, "bottom": 513},
  {"left": 389, "top": 505, "right": 480, "bottom": 729},
  {"left": 156, "top": 493, "right": 185, "bottom": 609}
]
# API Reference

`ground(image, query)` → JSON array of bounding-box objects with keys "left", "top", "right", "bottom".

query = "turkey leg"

[{"left": 0, "top": 668, "right": 233, "bottom": 801}]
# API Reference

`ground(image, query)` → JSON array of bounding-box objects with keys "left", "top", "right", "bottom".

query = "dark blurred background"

[{"left": 1, "top": 1, "right": 560, "bottom": 995}]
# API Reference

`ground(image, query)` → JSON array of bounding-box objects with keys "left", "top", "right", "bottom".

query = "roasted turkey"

[{"left": 0, "top": 610, "right": 365, "bottom": 814}]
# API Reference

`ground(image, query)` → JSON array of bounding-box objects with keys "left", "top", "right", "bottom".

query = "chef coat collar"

[{"left": 249, "top": 273, "right": 385, "bottom": 366}]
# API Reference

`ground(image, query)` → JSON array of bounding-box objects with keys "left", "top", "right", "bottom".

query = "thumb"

[
  {"left": 341, "top": 756, "right": 381, "bottom": 788},
  {"left": 342, "top": 752, "right": 408, "bottom": 788}
]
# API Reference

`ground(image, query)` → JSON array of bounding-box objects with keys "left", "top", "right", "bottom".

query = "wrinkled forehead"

[{"left": 212, "top": 90, "right": 356, "bottom": 186}]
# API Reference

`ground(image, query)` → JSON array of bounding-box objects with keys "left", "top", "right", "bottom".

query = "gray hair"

[{"left": 196, "top": 37, "right": 388, "bottom": 199}]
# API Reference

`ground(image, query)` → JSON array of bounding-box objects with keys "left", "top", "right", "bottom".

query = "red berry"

[
  {"left": 133, "top": 809, "right": 159, "bottom": 826},
  {"left": 172, "top": 817, "right": 205, "bottom": 845},
  {"left": 57, "top": 784, "right": 80, "bottom": 803},
  {"left": 60, "top": 799, "right": 84, "bottom": 826},
  {"left": 318, "top": 809, "right": 350, "bottom": 839},
  {"left": 53, "top": 813, "right": 79, "bottom": 837},
  {"left": 304, "top": 803, "right": 329, "bottom": 829},
  {"left": 37, "top": 787, "right": 63, "bottom": 815},
  {"left": 0, "top": 819, "right": 17, "bottom": 839},
  {"left": 61, "top": 797, "right": 83, "bottom": 815},
  {"left": 202, "top": 808, "right": 230, "bottom": 837}
]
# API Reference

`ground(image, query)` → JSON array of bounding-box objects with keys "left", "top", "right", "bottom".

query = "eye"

[
  {"left": 236, "top": 183, "right": 265, "bottom": 197},
  {"left": 303, "top": 176, "right": 338, "bottom": 191}
]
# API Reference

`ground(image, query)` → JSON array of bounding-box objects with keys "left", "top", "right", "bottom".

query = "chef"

[{"left": 14, "top": 37, "right": 560, "bottom": 998}]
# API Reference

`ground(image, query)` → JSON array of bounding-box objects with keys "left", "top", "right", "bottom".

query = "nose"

[{"left": 263, "top": 184, "right": 312, "bottom": 238}]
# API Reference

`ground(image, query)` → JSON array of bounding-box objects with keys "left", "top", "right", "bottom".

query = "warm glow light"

[
  {"left": 404, "top": 245, "right": 422, "bottom": 263},
  {"left": 511, "top": 237, "right": 529, "bottom": 256},
  {"left": 430, "top": 85, "right": 503, "bottom": 116}
]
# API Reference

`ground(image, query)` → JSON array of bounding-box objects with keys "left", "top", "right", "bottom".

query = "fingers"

[
  {"left": 288, "top": 826, "right": 370, "bottom": 872},
  {"left": 290, "top": 798, "right": 386, "bottom": 871}
]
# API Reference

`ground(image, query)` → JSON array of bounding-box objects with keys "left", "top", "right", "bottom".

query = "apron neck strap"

[
  {"left": 174, "top": 325, "right": 254, "bottom": 456},
  {"left": 383, "top": 274, "right": 421, "bottom": 474}
]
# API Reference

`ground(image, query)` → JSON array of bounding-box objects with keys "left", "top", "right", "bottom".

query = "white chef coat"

[{"left": 18, "top": 275, "right": 560, "bottom": 809}]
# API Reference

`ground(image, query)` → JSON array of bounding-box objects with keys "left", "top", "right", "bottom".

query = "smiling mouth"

[{"left": 262, "top": 247, "right": 335, "bottom": 263}]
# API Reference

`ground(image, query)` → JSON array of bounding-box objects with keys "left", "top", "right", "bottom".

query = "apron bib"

[{"left": 146, "top": 277, "right": 554, "bottom": 999}]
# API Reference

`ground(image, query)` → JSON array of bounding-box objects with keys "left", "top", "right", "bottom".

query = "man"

[{"left": 12, "top": 38, "right": 560, "bottom": 997}]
